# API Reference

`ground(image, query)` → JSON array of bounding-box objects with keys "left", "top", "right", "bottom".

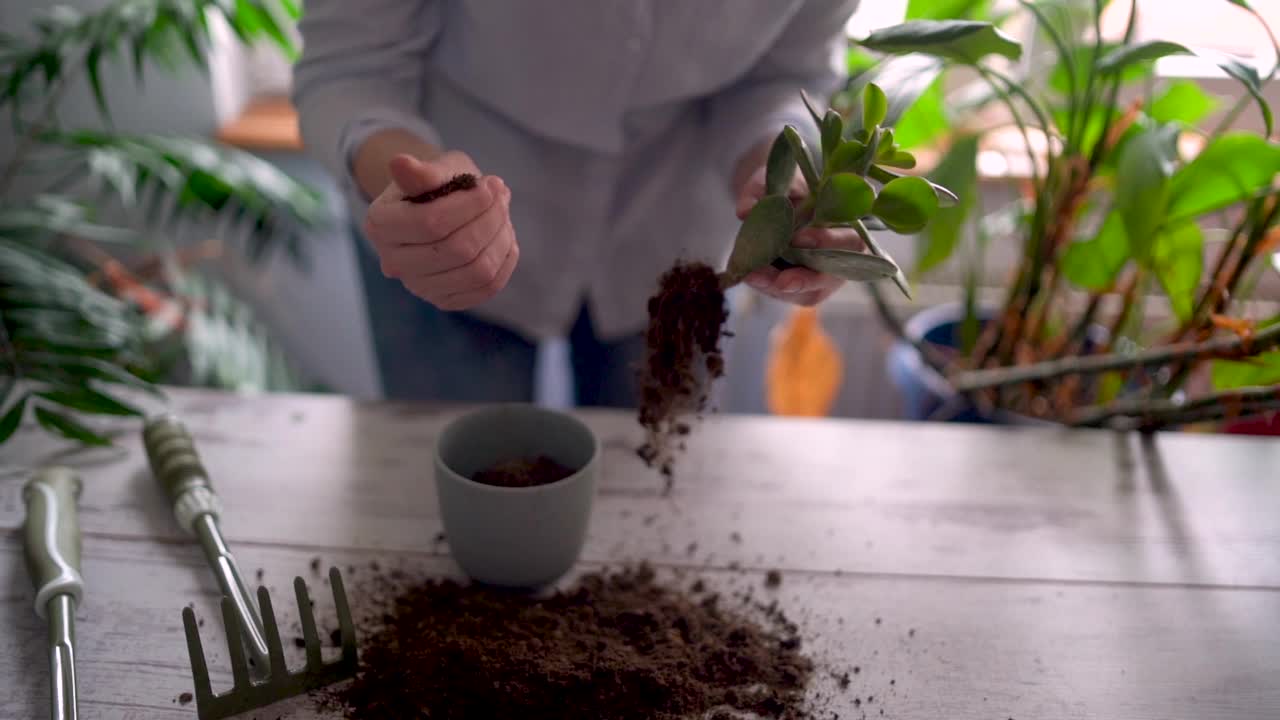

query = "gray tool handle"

[
  {"left": 142, "top": 414, "right": 222, "bottom": 534},
  {"left": 22, "top": 467, "right": 83, "bottom": 619}
]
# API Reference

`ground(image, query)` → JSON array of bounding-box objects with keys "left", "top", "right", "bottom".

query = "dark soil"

[
  {"left": 636, "top": 261, "right": 730, "bottom": 492},
  {"left": 325, "top": 564, "right": 821, "bottom": 719},
  {"left": 471, "top": 454, "right": 575, "bottom": 488},
  {"left": 404, "top": 173, "right": 478, "bottom": 204}
]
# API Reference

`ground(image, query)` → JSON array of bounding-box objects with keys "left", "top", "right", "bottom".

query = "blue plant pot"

[{"left": 886, "top": 302, "right": 1048, "bottom": 425}]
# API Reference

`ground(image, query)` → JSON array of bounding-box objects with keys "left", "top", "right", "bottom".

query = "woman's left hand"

[{"left": 733, "top": 163, "right": 865, "bottom": 307}]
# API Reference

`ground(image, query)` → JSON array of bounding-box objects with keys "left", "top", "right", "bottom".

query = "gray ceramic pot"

[{"left": 433, "top": 403, "right": 599, "bottom": 588}]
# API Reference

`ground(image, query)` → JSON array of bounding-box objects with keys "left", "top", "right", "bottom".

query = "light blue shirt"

[{"left": 292, "top": 0, "right": 857, "bottom": 341}]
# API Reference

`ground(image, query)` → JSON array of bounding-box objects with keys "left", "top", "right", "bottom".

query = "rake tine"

[
  {"left": 182, "top": 606, "right": 215, "bottom": 712},
  {"left": 256, "top": 586, "right": 289, "bottom": 682},
  {"left": 294, "top": 577, "right": 323, "bottom": 672},
  {"left": 221, "top": 597, "right": 251, "bottom": 691},
  {"left": 329, "top": 567, "right": 358, "bottom": 665}
]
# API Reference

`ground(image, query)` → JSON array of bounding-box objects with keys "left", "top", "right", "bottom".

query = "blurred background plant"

[
  {"left": 835, "top": 0, "right": 1280, "bottom": 430},
  {"left": 0, "top": 0, "right": 330, "bottom": 447}
]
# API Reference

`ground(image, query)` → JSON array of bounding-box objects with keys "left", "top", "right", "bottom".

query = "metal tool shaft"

[
  {"left": 192, "top": 513, "right": 271, "bottom": 673},
  {"left": 47, "top": 594, "right": 77, "bottom": 720}
]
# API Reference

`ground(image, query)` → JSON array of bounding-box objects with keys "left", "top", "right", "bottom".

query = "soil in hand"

[
  {"left": 636, "top": 261, "right": 730, "bottom": 492},
  {"left": 404, "top": 173, "right": 478, "bottom": 204},
  {"left": 327, "top": 564, "right": 819, "bottom": 719},
  {"left": 471, "top": 455, "right": 575, "bottom": 487}
]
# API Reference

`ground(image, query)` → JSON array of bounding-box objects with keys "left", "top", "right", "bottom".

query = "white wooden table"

[{"left": 2, "top": 388, "right": 1278, "bottom": 719}]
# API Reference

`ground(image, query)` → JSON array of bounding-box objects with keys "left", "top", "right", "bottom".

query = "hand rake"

[{"left": 181, "top": 567, "right": 358, "bottom": 719}]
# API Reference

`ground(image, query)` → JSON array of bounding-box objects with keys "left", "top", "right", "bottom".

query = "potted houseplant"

[
  {"left": 835, "top": 0, "right": 1280, "bottom": 431},
  {"left": 0, "top": 0, "right": 329, "bottom": 448}
]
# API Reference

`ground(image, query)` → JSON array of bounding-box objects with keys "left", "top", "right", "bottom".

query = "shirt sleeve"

[
  {"left": 705, "top": 0, "right": 860, "bottom": 196},
  {"left": 290, "top": 0, "right": 444, "bottom": 214}
]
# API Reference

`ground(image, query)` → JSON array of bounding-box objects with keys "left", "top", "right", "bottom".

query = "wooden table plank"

[
  {"left": 2, "top": 536, "right": 1277, "bottom": 719},
  {"left": 2, "top": 389, "right": 1277, "bottom": 589}
]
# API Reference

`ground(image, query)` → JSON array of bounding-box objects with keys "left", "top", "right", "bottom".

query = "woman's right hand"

[{"left": 362, "top": 151, "right": 518, "bottom": 311}]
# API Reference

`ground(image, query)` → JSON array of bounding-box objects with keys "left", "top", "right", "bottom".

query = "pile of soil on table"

[
  {"left": 471, "top": 454, "right": 575, "bottom": 487},
  {"left": 636, "top": 261, "right": 730, "bottom": 492},
  {"left": 325, "top": 564, "right": 821, "bottom": 719}
]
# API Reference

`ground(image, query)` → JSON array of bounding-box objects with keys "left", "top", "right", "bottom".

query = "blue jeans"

[{"left": 353, "top": 229, "right": 644, "bottom": 407}]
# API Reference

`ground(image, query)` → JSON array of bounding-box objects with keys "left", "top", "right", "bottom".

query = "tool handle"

[
  {"left": 22, "top": 467, "right": 83, "bottom": 619},
  {"left": 142, "top": 414, "right": 222, "bottom": 534}
]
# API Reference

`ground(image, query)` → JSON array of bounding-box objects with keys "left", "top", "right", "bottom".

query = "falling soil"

[
  {"left": 404, "top": 173, "right": 478, "bottom": 204},
  {"left": 324, "top": 564, "right": 821, "bottom": 719},
  {"left": 636, "top": 261, "right": 730, "bottom": 492},
  {"left": 471, "top": 454, "right": 576, "bottom": 488}
]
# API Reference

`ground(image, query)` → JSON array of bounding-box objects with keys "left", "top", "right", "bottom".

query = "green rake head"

[{"left": 181, "top": 566, "right": 358, "bottom": 719}]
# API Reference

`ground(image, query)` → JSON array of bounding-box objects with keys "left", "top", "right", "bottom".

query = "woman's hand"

[
  {"left": 362, "top": 152, "right": 518, "bottom": 311},
  {"left": 732, "top": 162, "right": 864, "bottom": 307}
]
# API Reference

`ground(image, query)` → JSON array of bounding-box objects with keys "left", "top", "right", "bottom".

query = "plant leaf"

[
  {"left": 723, "top": 195, "right": 795, "bottom": 284},
  {"left": 881, "top": 151, "right": 918, "bottom": 169},
  {"left": 916, "top": 134, "right": 979, "bottom": 275},
  {"left": 869, "top": 166, "right": 959, "bottom": 208},
  {"left": 1098, "top": 40, "right": 1191, "bottom": 73},
  {"left": 891, "top": 77, "right": 948, "bottom": 150},
  {"left": 814, "top": 174, "right": 876, "bottom": 225},
  {"left": 764, "top": 130, "right": 797, "bottom": 197},
  {"left": 0, "top": 394, "right": 28, "bottom": 443},
  {"left": 22, "top": 352, "right": 162, "bottom": 396},
  {"left": 34, "top": 405, "right": 111, "bottom": 446},
  {"left": 783, "top": 126, "right": 821, "bottom": 192},
  {"left": 1166, "top": 133, "right": 1280, "bottom": 222},
  {"left": 863, "top": 83, "right": 888, "bottom": 130},
  {"left": 872, "top": 176, "right": 939, "bottom": 235},
  {"left": 907, "top": 0, "right": 990, "bottom": 19},
  {"left": 827, "top": 139, "right": 871, "bottom": 175},
  {"left": 1061, "top": 212, "right": 1130, "bottom": 290},
  {"left": 821, "top": 110, "right": 844, "bottom": 160},
  {"left": 1150, "top": 79, "right": 1221, "bottom": 127},
  {"left": 799, "top": 88, "right": 824, "bottom": 129},
  {"left": 1114, "top": 122, "right": 1180, "bottom": 263},
  {"left": 1152, "top": 221, "right": 1204, "bottom": 321},
  {"left": 841, "top": 54, "right": 945, "bottom": 133},
  {"left": 1198, "top": 48, "right": 1273, "bottom": 135},
  {"left": 858, "top": 224, "right": 912, "bottom": 299},
  {"left": 1212, "top": 316, "right": 1280, "bottom": 389},
  {"left": 858, "top": 20, "right": 1022, "bottom": 64},
  {"left": 35, "top": 387, "right": 143, "bottom": 416},
  {"left": 781, "top": 247, "right": 899, "bottom": 282}
]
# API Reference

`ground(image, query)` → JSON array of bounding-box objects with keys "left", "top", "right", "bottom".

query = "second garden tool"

[
  {"left": 141, "top": 413, "right": 272, "bottom": 674},
  {"left": 23, "top": 466, "right": 84, "bottom": 720}
]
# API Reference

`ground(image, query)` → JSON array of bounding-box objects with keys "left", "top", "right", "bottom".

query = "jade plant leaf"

[
  {"left": 880, "top": 151, "right": 918, "bottom": 169},
  {"left": 764, "top": 130, "right": 797, "bottom": 197},
  {"left": 863, "top": 83, "right": 888, "bottom": 130},
  {"left": 858, "top": 20, "right": 1022, "bottom": 64},
  {"left": 871, "top": 176, "right": 939, "bottom": 234},
  {"left": 1166, "top": 133, "right": 1280, "bottom": 222},
  {"left": 783, "top": 126, "right": 821, "bottom": 192},
  {"left": 723, "top": 194, "right": 795, "bottom": 285},
  {"left": 869, "top": 166, "right": 958, "bottom": 208},
  {"left": 821, "top": 110, "right": 844, "bottom": 160},
  {"left": 814, "top": 174, "right": 876, "bottom": 225},
  {"left": 827, "top": 139, "right": 871, "bottom": 175},
  {"left": 781, "top": 247, "right": 899, "bottom": 282}
]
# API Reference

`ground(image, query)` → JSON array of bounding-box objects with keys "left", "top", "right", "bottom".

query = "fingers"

[
  {"left": 790, "top": 226, "right": 866, "bottom": 251},
  {"left": 387, "top": 152, "right": 479, "bottom": 196},
  {"left": 379, "top": 181, "right": 510, "bottom": 277},
  {"left": 743, "top": 265, "right": 843, "bottom": 307},
  {"left": 433, "top": 229, "right": 520, "bottom": 311}
]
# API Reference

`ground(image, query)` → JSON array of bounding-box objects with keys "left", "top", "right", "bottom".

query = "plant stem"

[
  {"left": 864, "top": 283, "right": 953, "bottom": 378},
  {"left": 951, "top": 322, "right": 1280, "bottom": 392},
  {"left": 1069, "top": 385, "right": 1280, "bottom": 429}
]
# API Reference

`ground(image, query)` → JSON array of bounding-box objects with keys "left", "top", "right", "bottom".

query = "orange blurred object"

[{"left": 765, "top": 305, "right": 843, "bottom": 417}]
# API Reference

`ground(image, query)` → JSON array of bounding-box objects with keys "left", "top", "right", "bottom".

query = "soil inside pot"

[
  {"left": 636, "top": 261, "right": 730, "bottom": 492},
  {"left": 471, "top": 455, "right": 575, "bottom": 488},
  {"left": 324, "top": 564, "right": 822, "bottom": 719}
]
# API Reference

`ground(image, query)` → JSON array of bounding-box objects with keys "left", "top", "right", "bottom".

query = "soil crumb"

[
  {"left": 178, "top": 692, "right": 192, "bottom": 705},
  {"left": 636, "top": 261, "right": 729, "bottom": 493},
  {"left": 405, "top": 173, "right": 478, "bottom": 204},
  {"left": 471, "top": 455, "right": 575, "bottom": 488},
  {"left": 325, "top": 564, "right": 820, "bottom": 719},
  {"left": 766, "top": 570, "right": 783, "bottom": 588}
]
